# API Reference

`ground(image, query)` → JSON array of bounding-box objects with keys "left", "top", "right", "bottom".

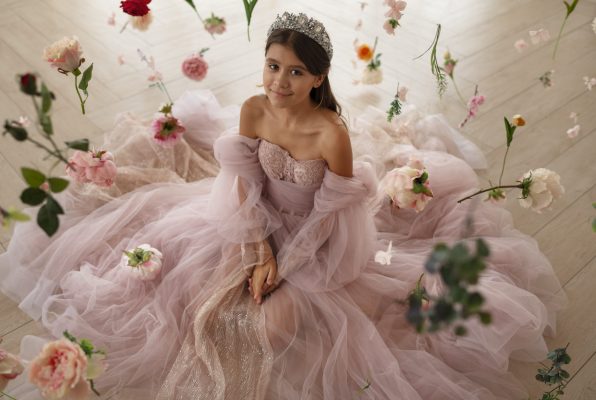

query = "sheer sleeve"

[
  {"left": 207, "top": 134, "right": 281, "bottom": 271},
  {"left": 276, "top": 161, "right": 378, "bottom": 292}
]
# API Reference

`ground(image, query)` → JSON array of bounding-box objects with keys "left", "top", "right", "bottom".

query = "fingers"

[
  {"left": 266, "top": 258, "right": 277, "bottom": 285},
  {"left": 251, "top": 269, "right": 265, "bottom": 305}
]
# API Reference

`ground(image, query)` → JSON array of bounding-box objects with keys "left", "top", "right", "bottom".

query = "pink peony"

[
  {"left": 66, "top": 150, "right": 117, "bottom": 187},
  {"left": 181, "top": 53, "right": 209, "bottom": 81},
  {"left": 121, "top": 244, "right": 163, "bottom": 281},
  {"left": 381, "top": 158, "right": 433, "bottom": 212},
  {"left": 130, "top": 12, "right": 153, "bottom": 31},
  {"left": 204, "top": 14, "right": 226, "bottom": 35},
  {"left": 43, "top": 36, "right": 84, "bottom": 73},
  {"left": 514, "top": 39, "right": 529, "bottom": 53},
  {"left": 151, "top": 114, "right": 186, "bottom": 147},
  {"left": 0, "top": 349, "right": 24, "bottom": 391},
  {"left": 29, "top": 339, "right": 91, "bottom": 400}
]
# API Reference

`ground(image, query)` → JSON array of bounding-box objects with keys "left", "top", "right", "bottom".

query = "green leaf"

[
  {"left": 504, "top": 117, "right": 515, "bottom": 147},
  {"left": 21, "top": 167, "right": 46, "bottom": 187},
  {"left": 476, "top": 238, "right": 490, "bottom": 258},
  {"left": 78, "top": 63, "right": 93, "bottom": 93},
  {"left": 20, "top": 187, "right": 47, "bottom": 206},
  {"left": 46, "top": 195, "right": 64, "bottom": 215},
  {"left": 478, "top": 311, "right": 492, "bottom": 325},
  {"left": 41, "top": 82, "right": 52, "bottom": 114},
  {"left": 48, "top": 177, "right": 69, "bottom": 193},
  {"left": 183, "top": 0, "right": 197, "bottom": 11},
  {"left": 37, "top": 203, "right": 60, "bottom": 236},
  {"left": 79, "top": 339, "right": 95, "bottom": 356},
  {"left": 454, "top": 325, "right": 467, "bottom": 336},
  {"left": 7, "top": 209, "right": 30, "bottom": 222},
  {"left": 40, "top": 113, "right": 53, "bottom": 136},
  {"left": 65, "top": 139, "right": 90, "bottom": 152},
  {"left": 3, "top": 120, "right": 28, "bottom": 141}
]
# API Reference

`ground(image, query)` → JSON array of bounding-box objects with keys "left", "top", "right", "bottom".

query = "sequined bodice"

[{"left": 258, "top": 139, "right": 327, "bottom": 186}]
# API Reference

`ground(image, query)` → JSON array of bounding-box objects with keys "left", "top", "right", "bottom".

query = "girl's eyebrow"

[{"left": 265, "top": 57, "right": 307, "bottom": 70}]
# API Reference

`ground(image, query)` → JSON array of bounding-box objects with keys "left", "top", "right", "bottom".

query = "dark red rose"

[
  {"left": 120, "top": 0, "right": 151, "bottom": 17},
  {"left": 19, "top": 73, "right": 37, "bottom": 95}
]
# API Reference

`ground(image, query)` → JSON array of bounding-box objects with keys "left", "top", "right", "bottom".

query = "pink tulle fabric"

[{"left": 0, "top": 91, "right": 565, "bottom": 400}]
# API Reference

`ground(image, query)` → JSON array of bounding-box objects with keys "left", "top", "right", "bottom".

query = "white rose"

[
  {"left": 43, "top": 36, "right": 83, "bottom": 73},
  {"left": 361, "top": 68, "right": 383, "bottom": 85},
  {"left": 121, "top": 244, "right": 163, "bottom": 281},
  {"left": 518, "top": 168, "right": 564, "bottom": 213}
]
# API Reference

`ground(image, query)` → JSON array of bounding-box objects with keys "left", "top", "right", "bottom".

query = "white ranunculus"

[
  {"left": 121, "top": 244, "right": 163, "bottom": 281},
  {"left": 518, "top": 168, "right": 564, "bottom": 213}
]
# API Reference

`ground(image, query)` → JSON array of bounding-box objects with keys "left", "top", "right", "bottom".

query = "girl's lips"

[{"left": 271, "top": 90, "right": 292, "bottom": 97}]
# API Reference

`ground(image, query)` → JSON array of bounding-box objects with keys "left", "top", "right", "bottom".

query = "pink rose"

[
  {"left": 66, "top": 150, "right": 117, "bottom": 187},
  {"left": 181, "top": 53, "right": 209, "bottom": 81},
  {"left": 151, "top": 114, "right": 186, "bottom": 147},
  {"left": 43, "top": 36, "right": 83, "bottom": 73},
  {"left": 381, "top": 158, "right": 433, "bottom": 212},
  {"left": 0, "top": 349, "right": 24, "bottom": 391},
  {"left": 29, "top": 339, "right": 91, "bottom": 400}
]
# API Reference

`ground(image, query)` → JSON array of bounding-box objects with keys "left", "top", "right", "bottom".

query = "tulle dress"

[{"left": 0, "top": 91, "right": 565, "bottom": 400}]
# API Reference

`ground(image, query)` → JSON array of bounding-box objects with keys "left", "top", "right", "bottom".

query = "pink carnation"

[
  {"left": 66, "top": 150, "right": 117, "bottom": 187},
  {"left": 204, "top": 14, "right": 226, "bottom": 35},
  {"left": 29, "top": 339, "right": 91, "bottom": 400},
  {"left": 0, "top": 349, "right": 24, "bottom": 391},
  {"left": 151, "top": 114, "right": 185, "bottom": 147},
  {"left": 181, "top": 53, "right": 209, "bottom": 81},
  {"left": 381, "top": 158, "right": 433, "bottom": 212}
]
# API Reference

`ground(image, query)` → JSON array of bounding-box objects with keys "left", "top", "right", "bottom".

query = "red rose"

[
  {"left": 120, "top": 0, "right": 151, "bottom": 17},
  {"left": 19, "top": 73, "right": 37, "bottom": 95}
]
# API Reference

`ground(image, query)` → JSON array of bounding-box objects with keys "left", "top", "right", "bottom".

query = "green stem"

[
  {"left": 159, "top": 81, "right": 173, "bottom": 104},
  {"left": 552, "top": 15, "right": 568, "bottom": 60},
  {"left": 74, "top": 74, "right": 85, "bottom": 114},
  {"left": 0, "top": 390, "right": 18, "bottom": 400},
  {"left": 498, "top": 145, "right": 510, "bottom": 186},
  {"left": 26, "top": 136, "right": 69, "bottom": 165},
  {"left": 451, "top": 77, "right": 467, "bottom": 107},
  {"left": 457, "top": 184, "right": 522, "bottom": 203}
]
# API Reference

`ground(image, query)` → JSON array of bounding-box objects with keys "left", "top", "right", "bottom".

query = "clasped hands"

[{"left": 247, "top": 240, "right": 279, "bottom": 305}]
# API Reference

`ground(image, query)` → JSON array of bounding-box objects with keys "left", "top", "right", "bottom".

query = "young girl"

[{"left": 1, "top": 12, "right": 564, "bottom": 400}]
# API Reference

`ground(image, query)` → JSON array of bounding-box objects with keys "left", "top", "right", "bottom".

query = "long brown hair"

[{"left": 265, "top": 29, "right": 345, "bottom": 124}]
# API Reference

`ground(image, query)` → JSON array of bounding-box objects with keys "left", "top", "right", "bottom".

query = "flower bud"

[{"left": 512, "top": 114, "right": 526, "bottom": 127}]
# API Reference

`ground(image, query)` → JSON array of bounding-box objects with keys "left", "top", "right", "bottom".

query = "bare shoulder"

[
  {"left": 239, "top": 95, "right": 266, "bottom": 139},
  {"left": 319, "top": 115, "right": 353, "bottom": 178}
]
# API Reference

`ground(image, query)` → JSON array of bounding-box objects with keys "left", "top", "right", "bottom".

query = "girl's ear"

[{"left": 314, "top": 75, "right": 325, "bottom": 88}]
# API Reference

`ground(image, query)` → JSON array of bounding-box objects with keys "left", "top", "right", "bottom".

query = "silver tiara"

[{"left": 267, "top": 12, "right": 333, "bottom": 60}]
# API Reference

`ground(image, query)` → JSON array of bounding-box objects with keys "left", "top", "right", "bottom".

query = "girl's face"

[{"left": 263, "top": 43, "right": 323, "bottom": 109}]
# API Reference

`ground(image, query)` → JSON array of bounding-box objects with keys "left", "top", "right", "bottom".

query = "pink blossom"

[
  {"left": 0, "top": 349, "right": 24, "bottom": 391},
  {"left": 204, "top": 14, "right": 226, "bottom": 35},
  {"left": 459, "top": 94, "right": 485, "bottom": 128},
  {"left": 529, "top": 28, "right": 550, "bottom": 44},
  {"left": 514, "top": 39, "right": 529, "bottom": 53},
  {"left": 18, "top": 116, "right": 31, "bottom": 127},
  {"left": 383, "top": 19, "right": 396, "bottom": 35},
  {"left": 147, "top": 70, "right": 163, "bottom": 82},
  {"left": 107, "top": 12, "right": 116, "bottom": 26},
  {"left": 381, "top": 158, "right": 433, "bottom": 212},
  {"left": 66, "top": 150, "right": 117, "bottom": 187},
  {"left": 384, "top": 0, "right": 407, "bottom": 19},
  {"left": 151, "top": 114, "right": 185, "bottom": 147},
  {"left": 181, "top": 53, "right": 209, "bottom": 81},
  {"left": 398, "top": 86, "right": 408, "bottom": 101},
  {"left": 43, "top": 36, "right": 83, "bottom": 73},
  {"left": 29, "top": 339, "right": 91, "bottom": 400},
  {"left": 566, "top": 124, "right": 580, "bottom": 139}
]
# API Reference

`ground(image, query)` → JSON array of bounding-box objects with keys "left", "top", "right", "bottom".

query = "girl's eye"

[
  {"left": 268, "top": 64, "right": 278, "bottom": 71},
  {"left": 291, "top": 69, "right": 303, "bottom": 76}
]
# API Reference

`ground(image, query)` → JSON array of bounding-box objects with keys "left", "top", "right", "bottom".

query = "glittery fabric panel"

[{"left": 258, "top": 139, "right": 326, "bottom": 187}]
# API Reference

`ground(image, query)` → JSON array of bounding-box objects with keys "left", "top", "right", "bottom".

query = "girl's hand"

[{"left": 248, "top": 257, "right": 277, "bottom": 305}]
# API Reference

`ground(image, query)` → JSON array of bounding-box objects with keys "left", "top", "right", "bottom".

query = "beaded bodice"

[{"left": 257, "top": 138, "right": 326, "bottom": 186}]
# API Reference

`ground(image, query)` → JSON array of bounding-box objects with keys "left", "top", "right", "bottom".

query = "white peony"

[
  {"left": 121, "top": 244, "right": 163, "bottom": 281},
  {"left": 518, "top": 168, "right": 564, "bottom": 213},
  {"left": 361, "top": 68, "right": 383, "bottom": 85}
]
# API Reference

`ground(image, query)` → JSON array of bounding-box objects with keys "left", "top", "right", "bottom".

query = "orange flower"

[
  {"left": 356, "top": 44, "right": 374, "bottom": 62},
  {"left": 512, "top": 114, "right": 526, "bottom": 127}
]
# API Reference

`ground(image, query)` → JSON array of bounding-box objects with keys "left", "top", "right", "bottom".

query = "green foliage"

[
  {"left": 3, "top": 120, "right": 28, "bottom": 141},
  {"left": 48, "top": 177, "right": 69, "bottom": 193},
  {"left": 65, "top": 139, "right": 90, "bottom": 152},
  {"left": 535, "top": 345, "right": 572, "bottom": 399},
  {"left": 21, "top": 167, "right": 46, "bottom": 187},
  {"left": 242, "top": 0, "right": 259, "bottom": 41},
  {"left": 504, "top": 117, "right": 517, "bottom": 147},
  {"left": 386, "top": 98, "right": 402, "bottom": 122},
  {"left": 78, "top": 63, "right": 94, "bottom": 96}
]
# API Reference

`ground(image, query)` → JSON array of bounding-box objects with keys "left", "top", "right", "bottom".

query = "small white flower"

[
  {"left": 374, "top": 241, "right": 393, "bottom": 265},
  {"left": 86, "top": 353, "right": 107, "bottom": 380},
  {"left": 121, "top": 244, "right": 163, "bottom": 281},
  {"left": 17, "top": 116, "right": 31, "bottom": 127},
  {"left": 519, "top": 168, "right": 564, "bottom": 213},
  {"left": 569, "top": 112, "right": 578, "bottom": 124},
  {"left": 566, "top": 124, "right": 580, "bottom": 139},
  {"left": 583, "top": 76, "right": 596, "bottom": 91}
]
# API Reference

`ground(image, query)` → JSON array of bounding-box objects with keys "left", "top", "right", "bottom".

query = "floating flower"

[
  {"left": 43, "top": 36, "right": 83, "bottom": 74},
  {"left": 151, "top": 114, "right": 186, "bottom": 147},
  {"left": 17, "top": 115, "right": 31, "bottom": 128},
  {"left": 120, "top": 0, "right": 151, "bottom": 17},
  {"left": 442, "top": 51, "right": 457, "bottom": 78},
  {"left": 361, "top": 67, "right": 383, "bottom": 85},
  {"left": 459, "top": 92, "right": 485, "bottom": 128},
  {"left": 384, "top": 0, "right": 407, "bottom": 19},
  {"left": 383, "top": 19, "right": 398, "bottom": 35},
  {"left": 511, "top": 114, "right": 526, "bottom": 127},
  {"left": 583, "top": 76, "right": 596, "bottom": 91},
  {"left": 514, "top": 39, "right": 529, "bottom": 53},
  {"left": 375, "top": 241, "right": 393, "bottom": 265},
  {"left": 356, "top": 43, "right": 374, "bottom": 62},
  {"left": 398, "top": 85, "right": 408, "bottom": 102},
  {"left": 130, "top": 12, "right": 153, "bottom": 31},
  {"left": 121, "top": 244, "right": 163, "bottom": 281},
  {"left": 19, "top": 72, "right": 37, "bottom": 95},
  {"left": 147, "top": 70, "right": 163, "bottom": 82},
  {"left": 66, "top": 149, "right": 117, "bottom": 187},
  {"left": 204, "top": 13, "right": 226, "bottom": 35},
  {"left": 29, "top": 339, "right": 91, "bottom": 400},
  {"left": 381, "top": 158, "right": 433, "bottom": 212},
  {"left": 529, "top": 28, "right": 550, "bottom": 44},
  {"left": 566, "top": 124, "right": 580, "bottom": 139},
  {"left": 107, "top": 12, "right": 116, "bottom": 26},
  {"left": 0, "top": 348, "right": 24, "bottom": 392},
  {"left": 181, "top": 49, "right": 209, "bottom": 81},
  {"left": 518, "top": 168, "right": 564, "bottom": 213}
]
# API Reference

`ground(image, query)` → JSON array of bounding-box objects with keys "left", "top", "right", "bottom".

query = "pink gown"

[{"left": 0, "top": 91, "right": 565, "bottom": 399}]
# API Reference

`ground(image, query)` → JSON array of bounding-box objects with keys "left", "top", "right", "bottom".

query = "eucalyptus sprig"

[
  {"left": 535, "top": 344, "right": 572, "bottom": 399},
  {"left": 406, "top": 239, "right": 492, "bottom": 336},
  {"left": 414, "top": 24, "right": 447, "bottom": 97},
  {"left": 552, "top": 0, "right": 580, "bottom": 60},
  {"left": 2, "top": 73, "right": 90, "bottom": 236}
]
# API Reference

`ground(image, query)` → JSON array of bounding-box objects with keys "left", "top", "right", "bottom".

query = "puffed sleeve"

[{"left": 276, "top": 161, "right": 378, "bottom": 292}]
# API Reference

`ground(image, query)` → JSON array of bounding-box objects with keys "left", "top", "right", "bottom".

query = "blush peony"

[
  {"left": 381, "top": 158, "right": 433, "bottom": 212},
  {"left": 29, "top": 339, "right": 90, "bottom": 400}
]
